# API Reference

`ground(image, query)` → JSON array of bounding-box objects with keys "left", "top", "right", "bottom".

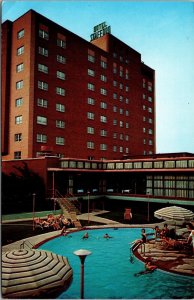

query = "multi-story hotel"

[{"left": 2, "top": 9, "right": 155, "bottom": 161}]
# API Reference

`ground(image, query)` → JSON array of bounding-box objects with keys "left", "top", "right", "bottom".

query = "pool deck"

[
  {"left": 2, "top": 210, "right": 194, "bottom": 277},
  {"left": 135, "top": 240, "right": 194, "bottom": 277}
]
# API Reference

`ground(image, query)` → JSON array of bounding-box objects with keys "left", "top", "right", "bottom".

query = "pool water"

[{"left": 38, "top": 228, "right": 194, "bottom": 299}]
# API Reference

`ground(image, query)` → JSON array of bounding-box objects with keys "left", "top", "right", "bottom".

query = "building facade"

[
  {"left": 2, "top": 153, "right": 194, "bottom": 204},
  {"left": 2, "top": 10, "right": 155, "bottom": 161}
]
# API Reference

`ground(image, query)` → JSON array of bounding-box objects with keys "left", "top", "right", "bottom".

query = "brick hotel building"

[{"left": 2, "top": 9, "right": 155, "bottom": 161}]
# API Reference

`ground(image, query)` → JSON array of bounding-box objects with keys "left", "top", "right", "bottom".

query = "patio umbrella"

[
  {"left": 2, "top": 248, "right": 73, "bottom": 299},
  {"left": 154, "top": 206, "right": 194, "bottom": 224}
]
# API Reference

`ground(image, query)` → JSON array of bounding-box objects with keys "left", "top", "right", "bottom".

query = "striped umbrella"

[
  {"left": 2, "top": 248, "right": 73, "bottom": 299},
  {"left": 154, "top": 206, "right": 194, "bottom": 223}
]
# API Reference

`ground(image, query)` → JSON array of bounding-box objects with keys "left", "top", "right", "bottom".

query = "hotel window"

[
  {"left": 16, "top": 63, "right": 24, "bottom": 73},
  {"left": 14, "top": 151, "right": 21, "bottom": 159},
  {"left": 126, "top": 86, "right": 129, "bottom": 92},
  {"left": 38, "top": 63, "right": 48, "bottom": 74},
  {"left": 149, "top": 140, "right": 153, "bottom": 145},
  {"left": 148, "top": 107, "right": 152, "bottom": 113},
  {"left": 113, "top": 132, "right": 117, "bottom": 139},
  {"left": 113, "top": 67, "right": 117, "bottom": 74},
  {"left": 149, "top": 118, "right": 153, "bottom": 124},
  {"left": 100, "top": 144, "right": 107, "bottom": 150},
  {"left": 143, "top": 94, "right": 146, "bottom": 99},
  {"left": 148, "top": 82, "right": 153, "bottom": 91},
  {"left": 101, "top": 74, "right": 107, "bottom": 82},
  {"left": 87, "top": 141, "right": 94, "bottom": 149},
  {"left": 126, "top": 122, "right": 129, "bottom": 128},
  {"left": 17, "top": 29, "right": 24, "bottom": 39},
  {"left": 87, "top": 127, "right": 94, "bottom": 134},
  {"left": 113, "top": 80, "right": 117, "bottom": 87},
  {"left": 113, "top": 52, "right": 117, "bottom": 58},
  {"left": 148, "top": 96, "right": 152, "bottom": 102},
  {"left": 87, "top": 97, "right": 95, "bottom": 105},
  {"left": 88, "top": 49, "right": 95, "bottom": 62},
  {"left": 125, "top": 71, "right": 129, "bottom": 79},
  {"left": 100, "top": 88, "right": 107, "bottom": 95},
  {"left": 113, "top": 93, "right": 117, "bottom": 100},
  {"left": 101, "top": 61, "right": 107, "bottom": 69},
  {"left": 57, "top": 71, "right": 65, "bottom": 80},
  {"left": 56, "top": 87, "right": 65, "bottom": 96},
  {"left": 125, "top": 135, "right": 129, "bottom": 141},
  {"left": 17, "top": 46, "right": 24, "bottom": 55},
  {"left": 88, "top": 54, "right": 95, "bottom": 63},
  {"left": 37, "top": 98, "right": 48, "bottom": 108},
  {"left": 119, "top": 56, "right": 123, "bottom": 62},
  {"left": 37, "top": 116, "right": 47, "bottom": 125},
  {"left": 143, "top": 139, "right": 146, "bottom": 144},
  {"left": 56, "top": 120, "right": 65, "bottom": 128},
  {"left": 57, "top": 39, "right": 66, "bottom": 48},
  {"left": 100, "top": 56, "right": 107, "bottom": 69},
  {"left": 126, "top": 110, "right": 129, "bottom": 116},
  {"left": 88, "top": 83, "right": 95, "bottom": 91},
  {"left": 113, "top": 106, "right": 117, "bottom": 112},
  {"left": 87, "top": 112, "right": 95, "bottom": 120},
  {"left": 113, "top": 119, "right": 117, "bottom": 125},
  {"left": 15, "top": 97, "right": 23, "bottom": 107},
  {"left": 143, "top": 79, "right": 146, "bottom": 88},
  {"left": 38, "top": 46, "right": 48, "bottom": 57},
  {"left": 88, "top": 69, "right": 95, "bottom": 77},
  {"left": 100, "top": 102, "right": 107, "bottom": 109},
  {"left": 39, "top": 29, "right": 49, "bottom": 40},
  {"left": 119, "top": 70, "right": 123, "bottom": 77},
  {"left": 113, "top": 145, "right": 117, "bottom": 152},
  {"left": 119, "top": 96, "right": 123, "bottom": 102},
  {"left": 37, "top": 133, "right": 47, "bottom": 143},
  {"left": 15, "top": 115, "right": 22, "bottom": 124},
  {"left": 120, "top": 121, "right": 123, "bottom": 127},
  {"left": 113, "top": 61, "right": 117, "bottom": 70},
  {"left": 143, "top": 127, "right": 146, "bottom": 133},
  {"left": 148, "top": 129, "right": 153, "bottom": 135},
  {"left": 56, "top": 103, "right": 65, "bottom": 112},
  {"left": 120, "top": 83, "right": 123, "bottom": 90},
  {"left": 120, "top": 108, "right": 123, "bottom": 115},
  {"left": 143, "top": 116, "right": 146, "bottom": 122},
  {"left": 100, "top": 129, "right": 107, "bottom": 137},
  {"left": 126, "top": 98, "right": 129, "bottom": 104},
  {"left": 100, "top": 115, "right": 107, "bottom": 123},
  {"left": 15, "top": 133, "right": 22, "bottom": 142},
  {"left": 120, "top": 146, "right": 123, "bottom": 153},
  {"left": 16, "top": 80, "right": 23, "bottom": 90},
  {"left": 57, "top": 55, "right": 66, "bottom": 64},
  {"left": 56, "top": 137, "right": 65, "bottom": 145},
  {"left": 120, "top": 133, "right": 123, "bottom": 140},
  {"left": 126, "top": 147, "right": 129, "bottom": 154},
  {"left": 143, "top": 105, "right": 146, "bottom": 110},
  {"left": 38, "top": 81, "right": 48, "bottom": 91}
]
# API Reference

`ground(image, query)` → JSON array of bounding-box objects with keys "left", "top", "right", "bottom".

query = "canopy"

[
  {"left": 154, "top": 206, "right": 194, "bottom": 222},
  {"left": 2, "top": 248, "right": 73, "bottom": 299}
]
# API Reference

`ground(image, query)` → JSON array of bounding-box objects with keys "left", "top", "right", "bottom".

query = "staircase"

[{"left": 54, "top": 191, "right": 82, "bottom": 228}]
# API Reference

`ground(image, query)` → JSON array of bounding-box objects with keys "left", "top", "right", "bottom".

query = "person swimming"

[
  {"left": 82, "top": 232, "right": 89, "bottom": 239},
  {"left": 134, "top": 258, "right": 157, "bottom": 276}
]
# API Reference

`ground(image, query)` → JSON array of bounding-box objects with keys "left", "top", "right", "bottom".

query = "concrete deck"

[{"left": 135, "top": 240, "right": 194, "bottom": 277}]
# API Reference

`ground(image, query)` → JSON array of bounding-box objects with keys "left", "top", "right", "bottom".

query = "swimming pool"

[{"left": 38, "top": 228, "right": 194, "bottom": 299}]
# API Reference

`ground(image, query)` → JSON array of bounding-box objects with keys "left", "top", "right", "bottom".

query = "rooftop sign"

[{"left": 90, "top": 22, "right": 111, "bottom": 41}]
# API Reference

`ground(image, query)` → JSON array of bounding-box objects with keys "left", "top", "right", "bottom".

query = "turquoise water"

[{"left": 38, "top": 228, "right": 194, "bottom": 299}]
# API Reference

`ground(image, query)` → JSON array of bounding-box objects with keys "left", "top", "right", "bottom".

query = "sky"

[{"left": 1, "top": 0, "right": 194, "bottom": 154}]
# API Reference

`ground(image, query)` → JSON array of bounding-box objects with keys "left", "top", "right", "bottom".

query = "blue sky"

[{"left": 2, "top": 1, "right": 194, "bottom": 154}]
